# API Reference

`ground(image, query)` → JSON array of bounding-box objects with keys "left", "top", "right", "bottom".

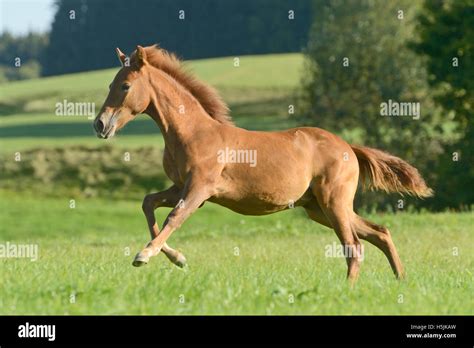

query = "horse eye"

[{"left": 122, "top": 83, "right": 130, "bottom": 91}]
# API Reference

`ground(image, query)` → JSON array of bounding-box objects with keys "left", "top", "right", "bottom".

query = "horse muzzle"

[{"left": 93, "top": 116, "right": 117, "bottom": 139}]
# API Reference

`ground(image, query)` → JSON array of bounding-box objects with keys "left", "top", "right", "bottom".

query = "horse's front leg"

[
  {"left": 133, "top": 176, "right": 212, "bottom": 267},
  {"left": 139, "top": 185, "right": 187, "bottom": 267}
]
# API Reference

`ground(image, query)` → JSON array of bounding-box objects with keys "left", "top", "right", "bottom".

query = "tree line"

[{"left": 0, "top": 0, "right": 312, "bottom": 79}]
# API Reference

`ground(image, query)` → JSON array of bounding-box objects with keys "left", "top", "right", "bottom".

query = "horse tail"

[{"left": 351, "top": 145, "right": 433, "bottom": 198}]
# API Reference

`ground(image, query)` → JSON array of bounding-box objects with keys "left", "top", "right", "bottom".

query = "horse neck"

[{"left": 145, "top": 68, "right": 217, "bottom": 147}]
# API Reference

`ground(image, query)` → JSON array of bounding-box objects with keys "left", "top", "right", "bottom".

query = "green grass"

[
  {"left": 0, "top": 191, "right": 472, "bottom": 315},
  {"left": 1, "top": 52, "right": 471, "bottom": 315},
  {"left": 0, "top": 54, "right": 304, "bottom": 154}
]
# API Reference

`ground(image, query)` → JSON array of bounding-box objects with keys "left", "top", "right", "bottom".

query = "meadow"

[
  {"left": 0, "top": 53, "right": 472, "bottom": 315},
  {"left": 0, "top": 191, "right": 472, "bottom": 315}
]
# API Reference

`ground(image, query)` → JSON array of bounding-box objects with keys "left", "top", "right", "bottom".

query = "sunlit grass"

[{"left": 0, "top": 192, "right": 472, "bottom": 315}]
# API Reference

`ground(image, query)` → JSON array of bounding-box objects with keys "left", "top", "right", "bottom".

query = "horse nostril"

[{"left": 96, "top": 120, "right": 105, "bottom": 133}]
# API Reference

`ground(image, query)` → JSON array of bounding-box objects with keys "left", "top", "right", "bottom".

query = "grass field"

[
  {"left": 0, "top": 191, "right": 472, "bottom": 315},
  {"left": 1, "top": 53, "right": 473, "bottom": 315}
]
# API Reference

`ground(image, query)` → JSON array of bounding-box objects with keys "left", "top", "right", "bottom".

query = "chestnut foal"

[{"left": 93, "top": 45, "right": 432, "bottom": 282}]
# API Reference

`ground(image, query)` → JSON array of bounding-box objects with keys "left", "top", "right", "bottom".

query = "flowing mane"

[{"left": 131, "top": 45, "right": 233, "bottom": 125}]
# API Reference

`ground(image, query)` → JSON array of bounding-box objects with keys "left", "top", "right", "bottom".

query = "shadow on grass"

[
  {"left": 0, "top": 96, "right": 299, "bottom": 137},
  {"left": 0, "top": 118, "right": 159, "bottom": 138}
]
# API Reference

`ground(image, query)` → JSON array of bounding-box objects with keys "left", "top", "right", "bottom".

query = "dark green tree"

[
  {"left": 412, "top": 0, "right": 474, "bottom": 209},
  {"left": 299, "top": 0, "right": 458, "bottom": 209},
  {"left": 0, "top": 31, "right": 48, "bottom": 82}
]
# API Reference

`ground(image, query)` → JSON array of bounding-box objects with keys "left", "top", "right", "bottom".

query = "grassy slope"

[
  {"left": 0, "top": 192, "right": 472, "bottom": 315},
  {"left": 0, "top": 54, "right": 304, "bottom": 153}
]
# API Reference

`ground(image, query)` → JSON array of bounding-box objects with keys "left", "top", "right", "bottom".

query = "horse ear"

[
  {"left": 135, "top": 45, "right": 147, "bottom": 68},
  {"left": 115, "top": 47, "right": 126, "bottom": 66}
]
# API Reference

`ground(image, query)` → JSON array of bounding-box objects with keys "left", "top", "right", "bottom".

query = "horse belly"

[
  {"left": 209, "top": 176, "right": 312, "bottom": 216},
  {"left": 208, "top": 129, "right": 316, "bottom": 215}
]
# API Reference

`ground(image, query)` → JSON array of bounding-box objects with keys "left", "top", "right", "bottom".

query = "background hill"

[{"left": 0, "top": 53, "right": 303, "bottom": 152}]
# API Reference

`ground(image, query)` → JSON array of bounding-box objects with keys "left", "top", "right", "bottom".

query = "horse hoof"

[
  {"left": 173, "top": 254, "right": 187, "bottom": 268},
  {"left": 132, "top": 252, "right": 149, "bottom": 267}
]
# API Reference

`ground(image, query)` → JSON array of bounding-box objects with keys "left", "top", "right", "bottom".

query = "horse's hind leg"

[
  {"left": 311, "top": 185, "right": 363, "bottom": 283},
  {"left": 352, "top": 215, "right": 404, "bottom": 279},
  {"left": 306, "top": 198, "right": 405, "bottom": 279},
  {"left": 305, "top": 187, "right": 404, "bottom": 280},
  {"left": 140, "top": 185, "right": 186, "bottom": 267}
]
